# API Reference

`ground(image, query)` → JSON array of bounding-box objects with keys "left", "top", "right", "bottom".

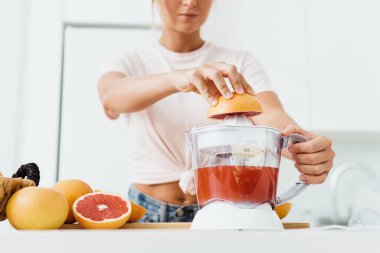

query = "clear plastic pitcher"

[{"left": 187, "top": 122, "right": 308, "bottom": 209}]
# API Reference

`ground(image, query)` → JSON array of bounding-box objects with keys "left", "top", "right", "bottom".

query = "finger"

[
  {"left": 282, "top": 125, "right": 312, "bottom": 138},
  {"left": 295, "top": 160, "right": 333, "bottom": 175},
  {"left": 238, "top": 74, "right": 256, "bottom": 95},
  {"left": 204, "top": 79, "right": 221, "bottom": 99},
  {"left": 201, "top": 66, "right": 232, "bottom": 99},
  {"left": 290, "top": 136, "right": 332, "bottom": 154},
  {"left": 300, "top": 172, "right": 328, "bottom": 184},
  {"left": 192, "top": 89, "right": 200, "bottom": 94},
  {"left": 190, "top": 74, "right": 217, "bottom": 105},
  {"left": 210, "top": 62, "right": 244, "bottom": 95},
  {"left": 294, "top": 151, "right": 334, "bottom": 165},
  {"left": 105, "top": 109, "right": 120, "bottom": 120}
]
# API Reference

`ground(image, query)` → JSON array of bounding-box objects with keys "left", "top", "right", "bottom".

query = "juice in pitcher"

[{"left": 195, "top": 165, "right": 279, "bottom": 208}]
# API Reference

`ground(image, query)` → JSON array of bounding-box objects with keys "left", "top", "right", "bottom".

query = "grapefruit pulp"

[
  {"left": 73, "top": 192, "right": 131, "bottom": 229},
  {"left": 94, "top": 189, "right": 147, "bottom": 222}
]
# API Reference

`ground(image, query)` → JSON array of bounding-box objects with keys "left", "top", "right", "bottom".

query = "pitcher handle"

[{"left": 276, "top": 134, "right": 309, "bottom": 205}]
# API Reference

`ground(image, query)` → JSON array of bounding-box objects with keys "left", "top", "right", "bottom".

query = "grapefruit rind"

[
  {"left": 128, "top": 201, "right": 147, "bottom": 223},
  {"left": 274, "top": 202, "right": 292, "bottom": 220},
  {"left": 207, "top": 93, "right": 263, "bottom": 119}
]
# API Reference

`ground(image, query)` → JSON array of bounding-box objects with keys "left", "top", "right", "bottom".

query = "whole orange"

[
  {"left": 52, "top": 179, "right": 93, "bottom": 223},
  {"left": 6, "top": 187, "right": 69, "bottom": 229}
]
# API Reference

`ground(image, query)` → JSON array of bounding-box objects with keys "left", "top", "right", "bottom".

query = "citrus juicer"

[{"left": 186, "top": 94, "right": 309, "bottom": 230}]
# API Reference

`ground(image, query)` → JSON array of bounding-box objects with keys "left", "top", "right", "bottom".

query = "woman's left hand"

[{"left": 282, "top": 125, "right": 335, "bottom": 184}]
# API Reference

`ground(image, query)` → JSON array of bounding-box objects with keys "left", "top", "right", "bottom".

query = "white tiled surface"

[
  {"left": 0, "top": 220, "right": 14, "bottom": 232},
  {"left": 1, "top": 227, "right": 379, "bottom": 253}
]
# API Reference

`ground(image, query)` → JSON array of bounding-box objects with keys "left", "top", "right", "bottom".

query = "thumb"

[{"left": 281, "top": 125, "right": 316, "bottom": 139}]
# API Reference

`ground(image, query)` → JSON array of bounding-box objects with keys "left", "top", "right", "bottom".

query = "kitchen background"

[{"left": 0, "top": 0, "right": 379, "bottom": 226}]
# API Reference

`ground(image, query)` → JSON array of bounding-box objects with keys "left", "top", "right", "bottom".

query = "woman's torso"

[{"left": 101, "top": 41, "right": 272, "bottom": 204}]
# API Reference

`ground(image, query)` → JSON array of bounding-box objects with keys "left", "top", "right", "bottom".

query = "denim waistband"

[{"left": 128, "top": 184, "right": 199, "bottom": 222}]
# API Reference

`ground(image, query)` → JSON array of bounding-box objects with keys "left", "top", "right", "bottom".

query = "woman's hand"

[
  {"left": 171, "top": 62, "right": 255, "bottom": 105},
  {"left": 282, "top": 125, "right": 335, "bottom": 184}
]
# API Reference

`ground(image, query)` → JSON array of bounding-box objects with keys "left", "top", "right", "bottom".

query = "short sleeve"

[
  {"left": 240, "top": 52, "right": 275, "bottom": 94},
  {"left": 97, "top": 53, "right": 131, "bottom": 78}
]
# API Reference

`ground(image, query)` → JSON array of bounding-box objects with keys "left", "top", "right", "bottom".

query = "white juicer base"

[{"left": 191, "top": 201, "right": 284, "bottom": 230}]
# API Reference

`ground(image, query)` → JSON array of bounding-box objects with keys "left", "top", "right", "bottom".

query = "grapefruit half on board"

[
  {"left": 73, "top": 192, "right": 131, "bottom": 229},
  {"left": 94, "top": 189, "right": 147, "bottom": 223},
  {"left": 128, "top": 201, "right": 147, "bottom": 223},
  {"left": 274, "top": 202, "right": 292, "bottom": 219}
]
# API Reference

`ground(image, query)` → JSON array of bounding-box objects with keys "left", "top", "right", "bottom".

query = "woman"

[{"left": 98, "top": 0, "right": 335, "bottom": 222}]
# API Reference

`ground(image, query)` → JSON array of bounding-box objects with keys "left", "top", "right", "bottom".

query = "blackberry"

[{"left": 12, "top": 163, "right": 40, "bottom": 186}]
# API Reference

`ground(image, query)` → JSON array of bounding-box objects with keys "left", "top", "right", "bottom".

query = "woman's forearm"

[
  {"left": 253, "top": 91, "right": 299, "bottom": 130},
  {"left": 98, "top": 62, "right": 255, "bottom": 117},
  {"left": 252, "top": 91, "right": 300, "bottom": 160},
  {"left": 98, "top": 71, "right": 178, "bottom": 114}
]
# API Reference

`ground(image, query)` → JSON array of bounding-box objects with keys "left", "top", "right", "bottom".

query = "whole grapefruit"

[
  {"left": 6, "top": 187, "right": 69, "bottom": 229},
  {"left": 52, "top": 179, "right": 93, "bottom": 223}
]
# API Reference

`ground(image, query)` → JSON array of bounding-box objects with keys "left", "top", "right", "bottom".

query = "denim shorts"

[{"left": 128, "top": 184, "right": 199, "bottom": 222}]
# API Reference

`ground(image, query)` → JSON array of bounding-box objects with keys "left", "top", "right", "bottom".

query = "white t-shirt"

[{"left": 101, "top": 41, "right": 274, "bottom": 195}]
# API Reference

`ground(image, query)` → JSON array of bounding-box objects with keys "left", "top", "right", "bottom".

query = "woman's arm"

[
  {"left": 98, "top": 71, "right": 177, "bottom": 119},
  {"left": 254, "top": 92, "right": 335, "bottom": 184},
  {"left": 253, "top": 91, "right": 298, "bottom": 129},
  {"left": 97, "top": 62, "right": 255, "bottom": 119}
]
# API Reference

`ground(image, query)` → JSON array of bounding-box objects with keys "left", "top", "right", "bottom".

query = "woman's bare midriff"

[{"left": 134, "top": 182, "right": 197, "bottom": 206}]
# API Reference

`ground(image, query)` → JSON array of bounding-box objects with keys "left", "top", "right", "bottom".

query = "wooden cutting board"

[{"left": 61, "top": 222, "right": 310, "bottom": 230}]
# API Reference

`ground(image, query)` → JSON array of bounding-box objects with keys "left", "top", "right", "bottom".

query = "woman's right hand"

[{"left": 171, "top": 62, "right": 255, "bottom": 105}]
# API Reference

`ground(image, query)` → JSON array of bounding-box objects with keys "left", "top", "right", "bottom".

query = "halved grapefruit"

[
  {"left": 94, "top": 189, "right": 147, "bottom": 223},
  {"left": 128, "top": 201, "right": 147, "bottom": 223},
  {"left": 73, "top": 192, "right": 131, "bottom": 229},
  {"left": 207, "top": 93, "right": 263, "bottom": 119},
  {"left": 274, "top": 202, "right": 292, "bottom": 219}
]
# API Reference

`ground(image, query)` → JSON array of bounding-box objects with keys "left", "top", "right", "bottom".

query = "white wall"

[
  {"left": 308, "top": 0, "right": 380, "bottom": 131},
  {"left": 58, "top": 27, "right": 155, "bottom": 194},
  {"left": 0, "top": 0, "right": 63, "bottom": 185},
  {"left": 0, "top": 0, "right": 27, "bottom": 175}
]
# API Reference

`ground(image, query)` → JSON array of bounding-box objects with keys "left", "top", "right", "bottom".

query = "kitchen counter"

[{"left": 1, "top": 221, "right": 379, "bottom": 253}]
